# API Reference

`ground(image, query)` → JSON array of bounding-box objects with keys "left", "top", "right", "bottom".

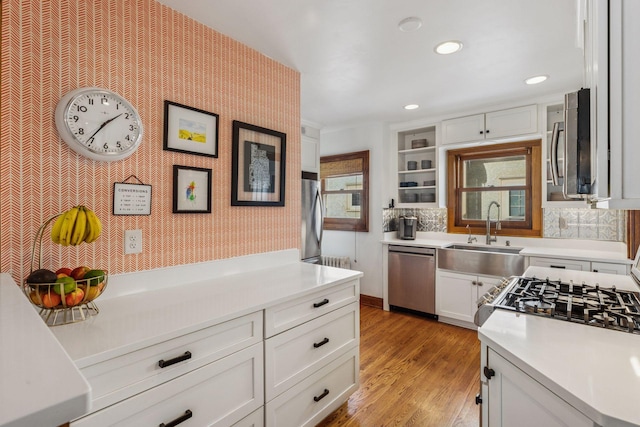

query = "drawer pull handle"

[
  {"left": 550, "top": 265, "right": 566, "bottom": 269},
  {"left": 159, "top": 409, "right": 192, "bottom": 427},
  {"left": 314, "top": 389, "right": 330, "bottom": 402},
  {"left": 313, "top": 337, "right": 330, "bottom": 348},
  {"left": 158, "top": 351, "right": 192, "bottom": 368},
  {"left": 313, "top": 298, "right": 329, "bottom": 308}
]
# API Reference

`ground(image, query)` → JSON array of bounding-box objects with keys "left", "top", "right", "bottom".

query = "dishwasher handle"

[{"left": 389, "top": 245, "right": 435, "bottom": 256}]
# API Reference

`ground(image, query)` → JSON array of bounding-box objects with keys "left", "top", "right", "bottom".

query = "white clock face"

[{"left": 55, "top": 87, "right": 143, "bottom": 161}]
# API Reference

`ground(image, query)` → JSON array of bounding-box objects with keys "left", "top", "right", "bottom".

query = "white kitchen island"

[
  {"left": 478, "top": 266, "right": 640, "bottom": 427},
  {"left": 1, "top": 249, "right": 363, "bottom": 427}
]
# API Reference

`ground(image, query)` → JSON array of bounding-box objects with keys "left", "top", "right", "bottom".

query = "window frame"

[
  {"left": 446, "top": 139, "right": 543, "bottom": 237},
  {"left": 320, "top": 150, "right": 369, "bottom": 232}
]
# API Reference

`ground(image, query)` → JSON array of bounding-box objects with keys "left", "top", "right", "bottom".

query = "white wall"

[{"left": 320, "top": 122, "right": 387, "bottom": 298}]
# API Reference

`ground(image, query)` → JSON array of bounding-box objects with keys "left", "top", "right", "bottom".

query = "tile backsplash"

[
  {"left": 543, "top": 208, "right": 626, "bottom": 241},
  {"left": 384, "top": 207, "right": 626, "bottom": 242}
]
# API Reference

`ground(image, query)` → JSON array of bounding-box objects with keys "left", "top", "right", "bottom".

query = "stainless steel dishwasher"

[{"left": 388, "top": 245, "right": 437, "bottom": 317}]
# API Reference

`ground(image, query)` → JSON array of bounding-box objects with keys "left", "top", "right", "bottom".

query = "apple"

[
  {"left": 53, "top": 276, "right": 76, "bottom": 295},
  {"left": 65, "top": 288, "right": 84, "bottom": 307},
  {"left": 42, "top": 292, "right": 62, "bottom": 308},
  {"left": 70, "top": 266, "right": 91, "bottom": 280},
  {"left": 56, "top": 272, "right": 69, "bottom": 279},
  {"left": 56, "top": 267, "right": 72, "bottom": 276}
]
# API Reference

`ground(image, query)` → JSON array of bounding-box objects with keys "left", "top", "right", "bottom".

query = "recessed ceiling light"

[
  {"left": 525, "top": 75, "right": 549, "bottom": 85},
  {"left": 434, "top": 40, "right": 463, "bottom": 55},
  {"left": 398, "top": 17, "right": 422, "bottom": 32},
  {"left": 404, "top": 104, "right": 420, "bottom": 110}
]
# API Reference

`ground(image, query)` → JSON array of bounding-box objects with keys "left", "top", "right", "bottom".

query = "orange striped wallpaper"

[{"left": 1, "top": 0, "right": 301, "bottom": 283}]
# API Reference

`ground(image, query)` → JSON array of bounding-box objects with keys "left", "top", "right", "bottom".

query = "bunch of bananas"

[{"left": 50, "top": 206, "right": 103, "bottom": 246}]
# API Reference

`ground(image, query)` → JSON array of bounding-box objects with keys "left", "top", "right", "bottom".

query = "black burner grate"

[{"left": 497, "top": 277, "right": 640, "bottom": 334}]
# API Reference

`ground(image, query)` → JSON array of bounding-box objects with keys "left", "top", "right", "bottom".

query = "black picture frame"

[
  {"left": 163, "top": 101, "right": 219, "bottom": 158},
  {"left": 172, "top": 165, "right": 212, "bottom": 214},
  {"left": 231, "top": 120, "right": 286, "bottom": 206}
]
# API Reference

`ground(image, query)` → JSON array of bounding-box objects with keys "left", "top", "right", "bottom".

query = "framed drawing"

[
  {"left": 172, "top": 165, "right": 212, "bottom": 213},
  {"left": 231, "top": 120, "right": 286, "bottom": 206},
  {"left": 163, "top": 101, "right": 219, "bottom": 158}
]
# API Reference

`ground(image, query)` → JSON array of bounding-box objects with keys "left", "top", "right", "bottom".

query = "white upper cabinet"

[
  {"left": 301, "top": 123, "right": 320, "bottom": 174},
  {"left": 590, "top": 0, "right": 640, "bottom": 208},
  {"left": 441, "top": 105, "right": 538, "bottom": 145}
]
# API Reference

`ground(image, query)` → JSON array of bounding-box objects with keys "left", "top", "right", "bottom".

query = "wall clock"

[{"left": 54, "top": 87, "right": 143, "bottom": 161}]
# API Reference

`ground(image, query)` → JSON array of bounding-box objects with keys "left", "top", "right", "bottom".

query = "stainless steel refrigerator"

[{"left": 301, "top": 172, "right": 324, "bottom": 263}]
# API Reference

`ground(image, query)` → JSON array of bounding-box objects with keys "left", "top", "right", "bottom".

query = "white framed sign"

[{"left": 113, "top": 182, "right": 152, "bottom": 215}]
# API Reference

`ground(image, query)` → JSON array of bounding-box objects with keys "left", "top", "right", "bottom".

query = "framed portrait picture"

[
  {"left": 231, "top": 121, "right": 286, "bottom": 206},
  {"left": 172, "top": 165, "right": 212, "bottom": 213},
  {"left": 163, "top": 101, "right": 219, "bottom": 158}
]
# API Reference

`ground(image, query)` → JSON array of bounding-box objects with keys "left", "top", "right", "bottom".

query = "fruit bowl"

[
  {"left": 23, "top": 271, "right": 108, "bottom": 326},
  {"left": 25, "top": 207, "right": 106, "bottom": 326}
]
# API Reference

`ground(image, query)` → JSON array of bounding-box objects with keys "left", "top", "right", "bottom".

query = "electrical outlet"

[{"left": 124, "top": 229, "right": 143, "bottom": 254}]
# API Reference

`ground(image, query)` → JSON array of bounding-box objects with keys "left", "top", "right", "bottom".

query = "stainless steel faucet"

[{"left": 486, "top": 201, "right": 501, "bottom": 245}]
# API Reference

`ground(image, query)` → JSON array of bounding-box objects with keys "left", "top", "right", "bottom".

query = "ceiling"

[{"left": 156, "top": 0, "right": 584, "bottom": 128}]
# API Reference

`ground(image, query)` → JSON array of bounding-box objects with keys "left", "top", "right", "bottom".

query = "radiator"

[{"left": 321, "top": 256, "right": 351, "bottom": 269}]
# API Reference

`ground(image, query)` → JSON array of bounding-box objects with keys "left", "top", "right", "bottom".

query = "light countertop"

[
  {"left": 479, "top": 309, "right": 640, "bottom": 427},
  {"left": 0, "top": 273, "right": 91, "bottom": 427},
  {"left": 382, "top": 232, "right": 632, "bottom": 265},
  {"left": 51, "top": 260, "right": 362, "bottom": 368}
]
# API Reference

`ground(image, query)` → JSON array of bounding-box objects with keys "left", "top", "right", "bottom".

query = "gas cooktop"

[{"left": 477, "top": 276, "right": 640, "bottom": 334}]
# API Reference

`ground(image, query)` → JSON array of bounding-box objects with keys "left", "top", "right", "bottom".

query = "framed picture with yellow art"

[
  {"left": 231, "top": 120, "right": 286, "bottom": 207},
  {"left": 163, "top": 101, "right": 218, "bottom": 158},
  {"left": 172, "top": 165, "right": 212, "bottom": 214}
]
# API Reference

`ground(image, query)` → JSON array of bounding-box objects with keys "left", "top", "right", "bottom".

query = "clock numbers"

[{"left": 56, "top": 87, "right": 143, "bottom": 161}]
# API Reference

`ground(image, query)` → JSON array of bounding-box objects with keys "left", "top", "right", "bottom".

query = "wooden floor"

[{"left": 317, "top": 304, "right": 481, "bottom": 427}]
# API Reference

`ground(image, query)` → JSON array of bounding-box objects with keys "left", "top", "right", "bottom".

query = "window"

[
  {"left": 447, "top": 140, "right": 542, "bottom": 237},
  {"left": 320, "top": 150, "right": 369, "bottom": 231}
]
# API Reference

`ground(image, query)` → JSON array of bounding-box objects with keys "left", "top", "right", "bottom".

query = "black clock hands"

[{"left": 86, "top": 113, "right": 123, "bottom": 143}]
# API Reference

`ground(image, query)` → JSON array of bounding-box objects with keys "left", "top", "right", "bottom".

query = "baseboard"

[{"left": 360, "top": 294, "right": 383, "bottom": 309}]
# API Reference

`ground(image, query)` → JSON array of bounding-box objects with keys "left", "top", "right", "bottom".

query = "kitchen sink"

[{"left": 438, "top": 244, "right": 525, "bottom": 277}]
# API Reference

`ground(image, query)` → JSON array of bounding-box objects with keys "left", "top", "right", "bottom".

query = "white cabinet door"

[
  {"left": 73, "top": 343, "right": 264, "bottom": 427},
  {"left": 591, "top": 261, "right": 628, "bottom": 275},
  {"left": 485, "top": 105, "right": 538, "bottom": 140},
  {"left": 301, "top": 135, "right": 319, "bottom": 173},
  {"left": 436, "top": 270, "right": 476, "bottom": 323},
  {"left": 441, "top": 114, "right": 485, "bottom": 145},
  {"left": 486, "top": 349, "right": 592, "bottom": 427},
  {"left": 528, "top": 257, "right": 591, "bottom": 271},
  {"left": 441, "top": 105, "right": 538, "bottom": 145}
]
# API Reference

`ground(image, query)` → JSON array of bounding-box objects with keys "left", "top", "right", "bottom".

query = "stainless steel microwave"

[{"left": 550, "top": 88, "right": 592, "bottom": 199}]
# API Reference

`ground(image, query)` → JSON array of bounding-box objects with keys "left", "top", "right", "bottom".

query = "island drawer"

[
  {"left": 264, "top": 279, "right": 358, "bottom": 337},
  {"left": 265, "top": 347, "right": 359, "bottom": 427},
  {"left": 265, "top": 303, "right": 358, "bottom": 401},
  {"left": 232, "top": 407, "right": 264, "bottom": 427},
  {"left": 73, "top": 343, "right": 263, "bottom": 427},
  {"left": 81, "top": 311, "right": 262, "bottom": 412}
]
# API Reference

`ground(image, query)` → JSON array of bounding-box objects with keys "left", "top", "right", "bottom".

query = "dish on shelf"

[
  {"left": 421, "top": 160, "right": 432, "bottom": 169},
  {"left": 423, "top": 180, "right": 436, "bottom": 186},
  {"left": 411, "top": 138, "right": 428, "bottom": 149},
  {"left": 420, "top": 193, "right": 436, "bottom": 202}
]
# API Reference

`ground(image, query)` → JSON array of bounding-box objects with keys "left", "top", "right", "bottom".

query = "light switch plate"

[{"left": 124, "top": 229, "right": 143, "bottom": 254}]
